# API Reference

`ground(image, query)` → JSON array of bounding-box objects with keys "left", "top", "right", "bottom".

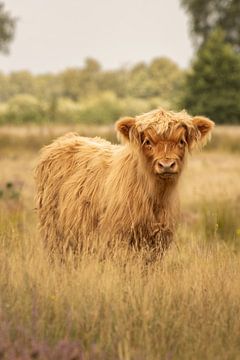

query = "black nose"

[{"left": 158, "top": 160, "right": 176, "bottom": 171}]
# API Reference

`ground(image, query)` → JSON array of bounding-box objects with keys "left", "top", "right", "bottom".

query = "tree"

[
  {"left": 181, "top": 29, "right": 240, "bottom": 123},
  {"left": 127, "top": 58, "right": 184, "bottom": 100},
  {"left": 180, "top": 0, "right": 240, "bottom": 50},
  {"left": 0, "top": 2, "right": 16, "bottom": 53},
  {"left": 84, "top": 57, "right": 101, "bottom": 73},
  {"left": 148, "top": 57, "right": 184, "bottom": 100},
  {"left": 60, "top": 68, "right": 82, "bottom": 101},
  {"left": 98, "top": 69, "right": 128, "bottom": 98},
  {"left": 9, "top": 71, "right": 35, "bottom": 95},
  {"left": 127, "top": 62, "right": 152, "bottom": 99}
]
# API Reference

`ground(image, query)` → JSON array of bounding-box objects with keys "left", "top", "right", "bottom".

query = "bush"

[
  {"left": 0, "top": 94, "right": 45, "bottom": 124},
  {"left": 0, "top": 92, "right": 175, "bottom": 125},
  {"left": 78, "top": 92, "right": 123, "bottom": 124},
  {"left": 56, "top": 97, "right": 82, "bottom": 123}
]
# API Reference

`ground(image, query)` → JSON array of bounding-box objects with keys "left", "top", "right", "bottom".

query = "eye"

[
  {"left": 144, "top": 139, "right": 152, "bottom": 149},
  {"left": 179, "top": 139, "right": 185, "bottom": 147}
]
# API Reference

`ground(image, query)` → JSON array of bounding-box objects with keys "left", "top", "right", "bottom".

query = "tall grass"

[
  {"left": 198, "top": 198, "right": 240, "bottom": 244},
  {"left": 0, "top": 127, "right": 240, "bottom": 359},
  {"left": 0, "top": 206, "right": 240, "bottom": 359},
  {"left": 206, "top": 125, "right": 240, "bottom": 153}
]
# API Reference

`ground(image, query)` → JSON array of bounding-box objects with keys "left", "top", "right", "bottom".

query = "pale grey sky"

[{"left": 0, "top": 0, "right": 193, "bottom": 74}]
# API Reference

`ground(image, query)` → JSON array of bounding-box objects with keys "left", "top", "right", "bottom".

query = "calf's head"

[{"left": 116, "top": 108, "right": 214, "bottom": 181}]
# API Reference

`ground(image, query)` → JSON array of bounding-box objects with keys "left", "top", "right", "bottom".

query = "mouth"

[{"left": 158, "top": 172, "right": 178, "bottom": 179}]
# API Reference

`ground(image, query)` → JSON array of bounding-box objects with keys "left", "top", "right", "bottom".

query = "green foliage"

[
  {"left": 180, "top": 0, "right": 240, "bottom": 51},
  {"left": 2, "top": 94, "right": 45, "bottom": 124},
  {"left": 127, "top": 58, "right": 184, "bottom": 101},
  {"left": 0, "top": 71, "right": 35, "bottom": 101},
  {"left": 0, "top": 2, "right": 16, "bottom": 53},
  {"left": 56, "top": 97, "right": 82, "bottom": 122},
  {"left": 0, "top": 56, "right": 184, "bottom": 124},
  {"left": 0, "top": 93, "right": 173, "bottom": 125},
  {"left": 181, "top": 29, "right": 240, "bottom": 123},
  {"left": 149, "top": 58, "right": 185, "bottom": 100},
  {"left": 77, "top": 92, "right": 123, "bottom": 124}
]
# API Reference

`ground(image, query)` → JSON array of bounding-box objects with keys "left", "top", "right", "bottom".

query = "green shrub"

[
  {"left": 0, "top": 94, "right": 45, "bottom": 124},
  {"left": 0, "top": 92, "right": 184, "bottom": 125},
  {"left": 78, "top": 92, "right": 123, "bottom": 124},
  {"left": 56, "top": 97, "right": 82, "bottom": 123}
]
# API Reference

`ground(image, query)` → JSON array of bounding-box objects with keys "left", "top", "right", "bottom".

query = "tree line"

[
  {"left": 0, "top": 0, "right": 239, "bottom": 124},
  {"left": 0, "top": 57, "right": 184, "bottom": 124}
]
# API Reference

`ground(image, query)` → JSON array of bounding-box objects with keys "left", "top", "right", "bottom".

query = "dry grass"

[
  {"left": 0, "top": 125, "right": 240, "bottom": 359},
  {"left": 0, "top": 124, "right": 240, "bottom": 153}
]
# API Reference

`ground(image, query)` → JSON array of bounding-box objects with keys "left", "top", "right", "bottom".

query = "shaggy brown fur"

[{"left": 35, "top": 108, "right": 214, "bottom": 255}]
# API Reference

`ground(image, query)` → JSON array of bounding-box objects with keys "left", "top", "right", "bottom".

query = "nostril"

[{"left": 157, "top": 160, "right": 176, "bottom": 170}]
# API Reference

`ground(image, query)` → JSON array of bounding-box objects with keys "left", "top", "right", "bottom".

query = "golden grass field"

[{"left": 0, "top": 124, "right": 240, "bottom": 359}]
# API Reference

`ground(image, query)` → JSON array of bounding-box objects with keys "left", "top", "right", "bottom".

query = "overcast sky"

[{"left": 0, "top": 0, "right": 193, "bottom": 74}]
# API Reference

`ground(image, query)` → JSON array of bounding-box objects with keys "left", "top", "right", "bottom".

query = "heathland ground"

[{"left": 0, "top": 125, "right": 240, "bottom": 359}]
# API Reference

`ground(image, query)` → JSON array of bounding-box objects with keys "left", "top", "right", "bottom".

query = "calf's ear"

[
  {"left": 188, "top": 116, "right": 215, "bottom": 149},
  {"left": 116, "top": 117, "right": 139, "bottom": 144},
  {"left": 192, "top": 116, "right": 215, "bottom": 138}
]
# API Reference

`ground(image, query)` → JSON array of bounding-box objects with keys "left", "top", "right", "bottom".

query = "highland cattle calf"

[{"left": 35, "top": 108, "right": 214, "bottom": 255}]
